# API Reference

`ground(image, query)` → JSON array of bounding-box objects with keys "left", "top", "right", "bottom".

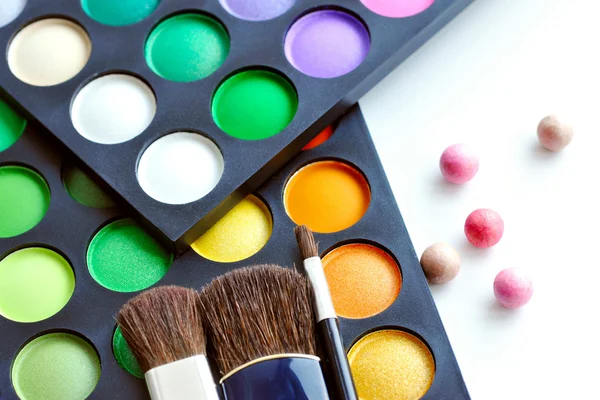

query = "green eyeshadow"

[
  {"left": 0, "top": 165, "right": 50, "bottom": 238},
  {"left": 113, "top": 326, "right": 144, "bottom": 378},
  {"left": 212, "top": 70, "right": 298, "bottom": 140},
  {"left": 62, "top": 162, "right": 115, "bottom": 208},
  {"left": 87, "top": 218, "right": 172, "bottom": 292},
  {"left": 145, "top": 13, "right": 230, "bottom": 82},
  {"left": 12, "top": 332, "right": 101, "bottom": 400},
  {"left": 82, "top": 0, "right": 160, "bottom": 26},
  {"left": 0, "top": 98, "right": 26, "bottom": 152}
]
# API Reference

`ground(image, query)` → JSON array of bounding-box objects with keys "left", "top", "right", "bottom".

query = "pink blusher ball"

[
  {"left": 439, "top": 144, "right": 479, "bottom": 184},
  {"left": 494, "top": 268, "right": 533, "bottom": 308},
  {"left": 464, "top": 209, "right": 504, "bottom": 248}
]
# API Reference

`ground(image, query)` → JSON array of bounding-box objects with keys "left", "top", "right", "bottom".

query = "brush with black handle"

[
  {"left": 117, "top": 286, "right": 220, "bottom": 400},
  {"left": 200, "top": 264, "right": 330, "bottom": 400},
  {"left": 295, "top": 225, "right": 359, "bottom": 400}
]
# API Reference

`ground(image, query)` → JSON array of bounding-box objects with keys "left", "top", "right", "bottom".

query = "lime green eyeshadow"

[
  {"left": 0, "top": 98, "right": 26, "bottom": 152},
  {"left": 0, "top": 165, "right": 50, "bottom": 238},
  {"left": 82, "top": 0, "right": 160, "bottom": 26},
  {"left": 63, "top": 162, "right": 115, "bottom": 208},
  {"left": 0, "top": 247, "right": 75, "bottom": 323},
  {"left": 87, "top": 218, "right": 172, "bottom": 292},
  {"left": 113, "top": 326, "right": 144, "bottom": 378},
  {"left": 12, "top": 332, "right": 101, "bottom": 400},
  {"left": 145, "top": 13, "right": 230, "bottom": 82},
  {"left": 212, "top": 70, "right": 298, "bottom": 140}
]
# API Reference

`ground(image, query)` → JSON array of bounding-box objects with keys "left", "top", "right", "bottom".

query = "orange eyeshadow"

[
  {"left": 283, "top": 160, "right": 370, "bottom": 233},
  {"left": 302, "top": 125, "right": 335, "bottom": 150},
  {"left": 322, "top": 243, "right": 401, "bottom": 319}
]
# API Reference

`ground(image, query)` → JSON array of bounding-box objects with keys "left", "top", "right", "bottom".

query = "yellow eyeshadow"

[
  {"left": 192, "top": 195, "right": 272, "bottom": 262},
  {"left": 348, "top": 330, "right": 435, "bottom": 400}
]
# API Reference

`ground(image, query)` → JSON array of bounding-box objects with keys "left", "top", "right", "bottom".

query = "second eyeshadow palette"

[{"left": 0, "top": 0, "right": 472, "bottom": 252}]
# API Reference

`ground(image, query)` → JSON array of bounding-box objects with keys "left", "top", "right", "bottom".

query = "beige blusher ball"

[
  {"left": 537, "top": 115, "right": 573, "bottom": 152},
  {"left": 420, "top": 243, "right": 460, "bottom": 284}
]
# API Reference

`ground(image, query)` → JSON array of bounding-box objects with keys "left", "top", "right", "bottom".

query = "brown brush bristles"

[
  {"left": 295, "top": 225, "right": 319, "bottom": 259},
  {"left": 116, "top": 285, "right": 205, "bottom": 373},
  {"left": 199, "top": 264, "right": 317, "bottom": 376}
]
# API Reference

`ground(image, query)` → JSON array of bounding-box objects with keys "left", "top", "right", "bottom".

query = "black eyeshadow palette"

[
  {"left": 0, "top": 0, "right": 472, "bottom": 253},
  {"left": 0, "top": 104, "right": 469, "bottom": 399}
]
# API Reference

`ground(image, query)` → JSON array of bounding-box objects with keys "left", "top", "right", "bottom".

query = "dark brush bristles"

[
  {"left": 199, "top": 264, "right": 317, "bottom": 376},
  {"left": 295, "top": 225, "right": 319, "bottom": 259},
  {"left": 117, "top": 285, "right": 205, "bottom": 373}
]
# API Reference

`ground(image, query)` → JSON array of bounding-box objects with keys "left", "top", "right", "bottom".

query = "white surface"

[
  {"left": 137, "top": 132, "right": 224, "bottom": 205},
  {"left": 360, "top": 1, "right": 599, "bottom": 399},
  {"left": 0, "top": 0, "right": 26, "bottom": 28},
  {"left": 71, "top": 74, "right": 156, "bottom": 144}
]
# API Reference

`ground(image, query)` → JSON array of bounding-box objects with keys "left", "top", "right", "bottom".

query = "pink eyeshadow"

[{"left": 360, "top": 0, "right": 435, "bottom": 18}]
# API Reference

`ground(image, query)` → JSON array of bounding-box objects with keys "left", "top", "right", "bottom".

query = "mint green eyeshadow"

[
  {"left": 0, "top": 98, "right": 26, "bottom": 152},
  {"left": 63, "top": 162, "right": 115, "bottom": 208},
  {"left": 113, "top": 326, "right": 144, "bottom": 378},
  {"left": 87, "top": 218, "right": 172, "bottom": 292},
  {"left": 82, "top": 0, "right": 160, "bottom": 26}
]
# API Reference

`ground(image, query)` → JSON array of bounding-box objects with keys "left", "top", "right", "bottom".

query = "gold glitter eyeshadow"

[{"left": 348, "top": 330, "right": 435, "bottom": 400}]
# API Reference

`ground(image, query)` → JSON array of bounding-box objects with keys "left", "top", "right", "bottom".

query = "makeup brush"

[
  {"left": 117, "top": 286, "right": 220, "bottom": 400},
  {"left": 199, "top": 264, "right": 330, "bottom": 400},
  {"left": 295, "top": 225, "right": 358, "bottom": 400}
]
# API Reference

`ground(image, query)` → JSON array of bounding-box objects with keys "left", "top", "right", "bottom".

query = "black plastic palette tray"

[
  {"left": 0, "top": 105, "right": 469, "bottom": 399},
  {"left": 0, "top": 0, "right": 472, "bottom": 254}
]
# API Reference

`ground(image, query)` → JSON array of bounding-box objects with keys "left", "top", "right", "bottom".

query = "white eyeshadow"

[
  {"left": 71, "top": 74, "right": 156, "bottom": 144},
  {"left": 0, "top": 0, "right": 27, "bottom": 28},
  {"left": 137, "top": 132, "right": 224, "bottom": 205}
]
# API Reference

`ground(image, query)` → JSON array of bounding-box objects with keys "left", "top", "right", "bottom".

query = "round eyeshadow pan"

[
  {"left": 302, "top": 125, "right": 335, "bottom": 150},
  {"left": 219, "top": 0, "right": 295, "bottom": 21},
  {"left": 87, "top": 218, "right": 172, "bottom": 292},
  {"left": 348, "top": 330, "right": 435, "bottom": 400},
  {"left": 212, "top": 69, "right": 298, "bottom": 140},
  {"left": 0, "top": 247, "right": 75, "bottom": 323},
  {"left": 137, "top": 132, "right": 224, "bottom": 205},
  {"left": 322, "top": 243, "right": 401, "bottom": 319},
  {"left": 62, "top": 162, "right": 115, "bottom": 208},
  {"left": 113, "top": 326, "right": 144, "bottom": 378},
  {"left": 82, "top": 0, "right": 160, "bottom": 26},
  {"left": 71, "top": 74, "right": 156, "bottom": 145},
  {"left": 145, "top": 13, "right": 230, "bottom": 82},
  {"left": 283, "top": 160, "right": 370, "bottom": 233},
  {"left": 285, "top": 9, "right": 370, "bottom": 79},
  {"left": 8, "top": 18, "right": 91, "bottom": 87},
  {"left": 0, "top": 98, "right": 26, "bottom": 152},
  {"left": 12, "top": 332, "right": 101, "bottom": 400},
  {"left": 0, "top": 165, "right": 50, "bottom": 238},
  {"left": 360, "top": 0, "right": 435, "bottom": 18},
  {"left": 192, "top": 194, "right": 272, "bottom": 262},
  {"left": 0, "top": 0, "right": 27, "bottom": 28}
]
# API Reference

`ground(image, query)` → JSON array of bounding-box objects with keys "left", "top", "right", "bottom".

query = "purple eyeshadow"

[{"left": 219, "top": 0, "right": 295, "bottom": 21}]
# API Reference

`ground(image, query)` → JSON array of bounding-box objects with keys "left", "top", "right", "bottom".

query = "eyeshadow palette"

[
  {"left": 0, "top": 0, "right": 472, "bottom": 253},
  {"left": 0, "top": 103, "right": 469, "bottom": 399}
]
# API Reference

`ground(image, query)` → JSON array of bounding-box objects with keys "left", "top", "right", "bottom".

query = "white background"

[{"left": 360, "top": 1, "right": 599, "bottom": 398}]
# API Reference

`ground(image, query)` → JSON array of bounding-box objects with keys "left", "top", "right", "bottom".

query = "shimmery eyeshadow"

[
  {"left": 62, "top": 162, "right": 115, "bottom": 209},
  {"left": 137, "top": 132, "right": 224, "bottom": 205},
  {"left": 8, "top": 18, "right": 91, "bottom": 86},
  {"left": 192, "top": 195, "right": 272, "bottom": 262},
  {"left": 212, "top": 69, "right": 298, "bottom": 140},
  {"left": 348, "top": 330, "right": 435, "bottom": 400},
  {"left": 145, "top": 13, "right": 230, "bottom": 82},
  {"left": 87, "top": 218, "right": 172, "bottom": 292},
  {"left": 0, "top": 98, "right": 26, "bottom": 152},
  {"left": 112, "top": 326, "right": 144, "bottom": 379},
  {"left": 219, "top": 0, "right": 295, "bottom": 21},
  {"left": 322, "top": 243, "right": 401, "bottom": 319},
  {"left": 302, "top": 125, "right": 335, "bottom": 151},
  {"left": 0, "top": 0, "right": 27, "bottom": 28},
  {"left": 0, "top": 165, "right": 50, "bottom": 238},
  {"left": 283, "top": 160, "right": 370, "bottom": 233},
  {"left": 359, "top": 0, "right": 435, "bottom": 18},
  {"left": 12, "top": 332, "right": 101, "bottom": 400},
  {"left": 82, "top": 0, "right": 160, "bottom": 26},
  {"left": 285, "top": 10, "right": 370, "bottom": 79},
  {"left": 0, "top": 248, "right": 74, "bottom": 323}
]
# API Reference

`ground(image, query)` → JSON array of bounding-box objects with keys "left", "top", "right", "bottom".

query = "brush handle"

[{"left": 318, "top": 319, "right": 358, "bottom": 400}]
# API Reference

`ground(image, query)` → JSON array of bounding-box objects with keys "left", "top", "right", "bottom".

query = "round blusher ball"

[
  {"left": 464, "top": 208, "right": 504, "bottom": 248},
  {"left": 0, "top": 0, "right": 27, "bottom": 28},
  {"left": 285, "top": 10, "right": 370, "bottom": 79},
  {"left": 420, "top": 242, "right": 460, "bottom": 284},
  {"left": 494, "top": 268, "right": 533, "bottom": 308},
  {"left": 439, "top": 143, "right": 479, "bottom": 184},
  {"left": 537, "top": 115, "right": 573, "bottom": 151},
  {"left": 220, "top": 0, "right": 295, "bottom": 21},
  {"left": 137, "top": 132, "right": 224, "bottom": 205}
]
